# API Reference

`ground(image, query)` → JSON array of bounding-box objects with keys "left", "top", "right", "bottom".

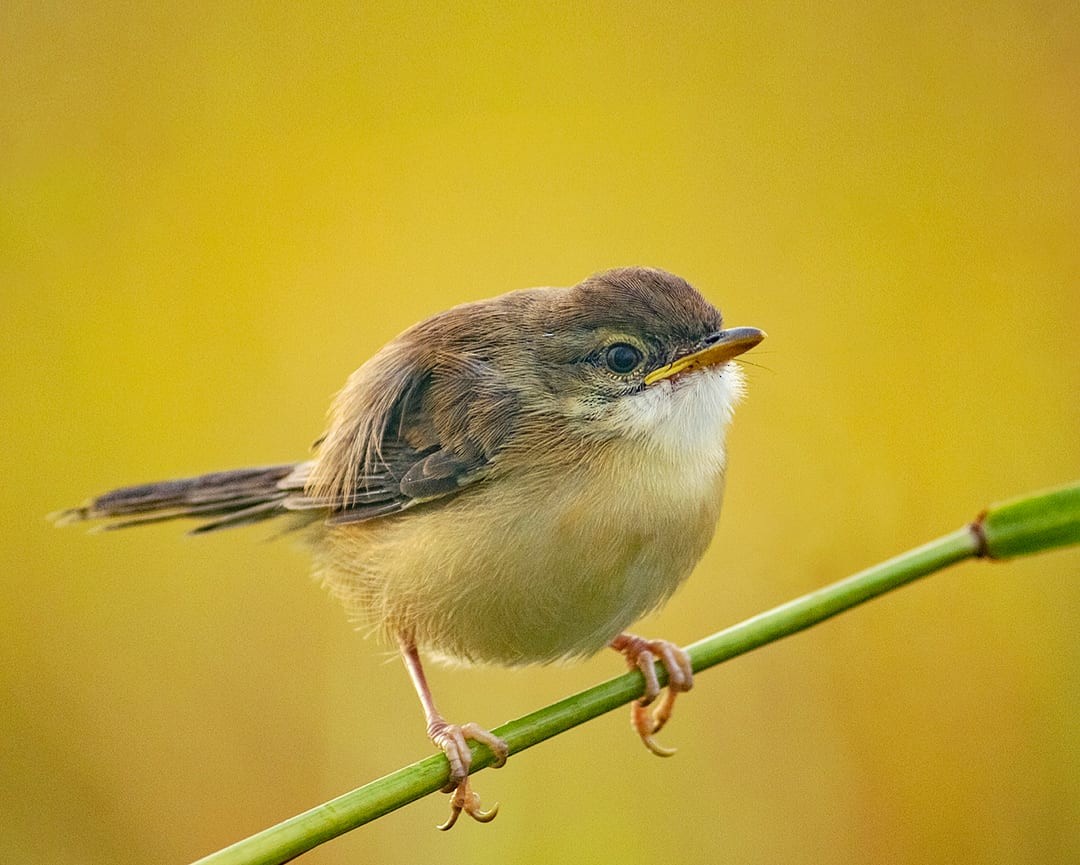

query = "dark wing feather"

[
  {"left": 292, "top": 443, "right": 483, "bottom": 525},
  {"left": 399, "top": 448, "right": 478, "bottom": 500},
  {"left": 294, "top": 335, "right": 520, "bottom": 525}
]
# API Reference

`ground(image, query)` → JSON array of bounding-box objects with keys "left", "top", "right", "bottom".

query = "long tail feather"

[{"left": 52, "top": 463, "right": 311, "bottom": 534}]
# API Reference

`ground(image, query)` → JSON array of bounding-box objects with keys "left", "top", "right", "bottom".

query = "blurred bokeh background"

[{"left": 2, "top": 3, "right": 1078, "bottom": 864}]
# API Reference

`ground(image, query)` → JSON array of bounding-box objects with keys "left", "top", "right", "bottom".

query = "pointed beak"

[{"left": 644, "top": 326, "right": 766, "bottom": 386}]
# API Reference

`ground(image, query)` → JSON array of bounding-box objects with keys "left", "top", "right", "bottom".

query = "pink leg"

[
  {"left": 610, "top": 633, "right": 694, "bottom": 757},
  {"left": 399, "top": 637, "right": 508, "bottom": 830}
]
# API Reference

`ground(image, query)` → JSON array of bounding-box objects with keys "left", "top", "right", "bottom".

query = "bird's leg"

[
  {"left": 398, "top": 637, "right": 509, "bottom": 830},
  {"left": 610, "top": 632, "right": 694, "bottom": 757}
]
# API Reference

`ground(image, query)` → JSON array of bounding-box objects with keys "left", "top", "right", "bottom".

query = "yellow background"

[{"left": 3, "top": 4, "right": 1078, "bottom": 863}]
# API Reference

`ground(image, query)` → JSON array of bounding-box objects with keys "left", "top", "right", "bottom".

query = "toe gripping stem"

[{"left": 610, "top": 633, "right": 694, "bottom": 757}]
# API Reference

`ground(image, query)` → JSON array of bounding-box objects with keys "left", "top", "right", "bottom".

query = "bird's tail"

[{"left": 52, "top": 462, "right": 313, "bottom": 534}]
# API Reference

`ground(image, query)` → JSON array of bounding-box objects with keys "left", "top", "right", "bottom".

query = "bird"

[{"left": 55, "top": 266, "right": 765, "bottom": 829}]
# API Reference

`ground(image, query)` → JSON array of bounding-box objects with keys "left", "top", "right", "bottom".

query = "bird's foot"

[
  {"left": 428, "top": 720, "right": 508, "bottom": 830},
  {"left": 438, "top": 775, "right": 498, "bottom": 831},
  {"left": 610, "top": 633, "right": 694, "bottom": 757}
]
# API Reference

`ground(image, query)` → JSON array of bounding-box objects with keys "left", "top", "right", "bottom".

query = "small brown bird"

[{"left": 56, "top": 266, "right": 764, "bottom": 828}]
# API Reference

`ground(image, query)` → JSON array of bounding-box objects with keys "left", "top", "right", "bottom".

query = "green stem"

[{"left": 193, "top": 481, "right": 1080, "bottom": 865}]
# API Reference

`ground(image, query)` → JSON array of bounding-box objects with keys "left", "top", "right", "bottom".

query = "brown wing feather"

[{"left": 299, "top": 313, "right": 521, "bottom": 524}]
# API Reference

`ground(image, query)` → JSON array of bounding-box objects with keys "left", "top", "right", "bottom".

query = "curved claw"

[
  {"left": 437, "top": 779, "right": 500, "bottom": 830},
  {"left": 611, "top": 633, "right": 694, "bottom": 757},
  {"left": 631, "top": 696, "right": 678, "bottom": 757},
  {"left": 428, "top": 721, "right": 508, "bottom": 830}
]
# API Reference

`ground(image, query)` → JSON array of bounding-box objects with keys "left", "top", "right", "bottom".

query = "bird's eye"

[{"left": 604, "top": 343, "right": 643, "bottom": 374}]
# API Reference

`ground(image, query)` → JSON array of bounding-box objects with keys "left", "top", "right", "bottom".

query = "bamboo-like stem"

[{"left": 193, "top": 481, "right": 1080, "bottom": 865}]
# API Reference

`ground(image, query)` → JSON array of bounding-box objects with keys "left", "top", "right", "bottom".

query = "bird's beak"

[{"left": 644, "top": 327, "right": 766, "bottom": 386}]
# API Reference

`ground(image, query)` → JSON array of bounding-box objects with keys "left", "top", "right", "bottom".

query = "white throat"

[{"left": 608, "top": 362, "right": 745, "bottom": 472}]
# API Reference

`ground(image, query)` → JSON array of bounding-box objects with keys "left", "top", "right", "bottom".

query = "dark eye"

[{"left": 604, "top": 343, "right": 643, "bottom": 374}]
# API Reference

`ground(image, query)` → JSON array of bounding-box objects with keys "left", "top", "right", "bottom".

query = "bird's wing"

[{"left": 286, "top": 346, "right": 519, "bottom": 525}]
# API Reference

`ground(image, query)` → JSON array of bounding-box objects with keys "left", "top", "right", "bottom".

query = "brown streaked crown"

[{"left": 560, "top": 267, "right": 722, "bottom": 342}]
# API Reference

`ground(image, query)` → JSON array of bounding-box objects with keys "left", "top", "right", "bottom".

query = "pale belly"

[{"left": 315, "top": 444, "right": 727, "bottom": 666}]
